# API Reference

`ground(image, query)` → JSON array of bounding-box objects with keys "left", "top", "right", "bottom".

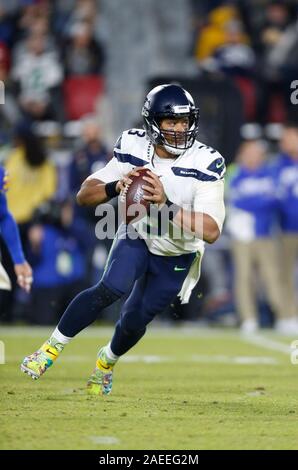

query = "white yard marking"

[
  {"left": 0, "top": 324, "right": 245, "bottom": 339},
  {"left": 246, "top": 390, "right": 266, "bottom": 397},
  {"left": 240, "top": 333, "right": 292, "bottom": 356},
  {"left": 8, "top": 353, "right": 279, "bottom": 365},
  {"left": 0, "top": 326, "right": 116, "bottom": 338},
  {"left": 3, "top": 326, "right": 293, "bottom": 364},
  {"left": 0, "top": 324, "right": 253, "bottom": 340},
  {"left": 1, "top": 324, "right": 297, "bottom": 342},
  {"left": 191, "top": 354, "right": 278, "bottom": 365},
  {"left": 88, "top": 436, "right": 119, "bottom": 445}
]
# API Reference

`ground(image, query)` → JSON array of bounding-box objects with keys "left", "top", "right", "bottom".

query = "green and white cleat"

[
  {"left": 87, "top": 347, "right": 115, "bottom": 396},
  {"left": 21, "top": 343, "right": 60, "bottom": 380}
]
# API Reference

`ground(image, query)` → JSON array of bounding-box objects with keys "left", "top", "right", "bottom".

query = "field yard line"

[
  {"left": 1, "top": 326, "right": 296, "bottom": 351},
  {"left": 7, "top": 353, "right": 279, "bottom": 365},
  {"left": 0, "top": 325, "right": 240, "bottom": 339},
  {"left": 240, "top": 333, "right": 292, "bottom": 356},
  {"left": 88, "top": 436, "right": 120, "bottom": 445},
  {"left": 0, "top": 326, "right": 115, "bottom": 337}
]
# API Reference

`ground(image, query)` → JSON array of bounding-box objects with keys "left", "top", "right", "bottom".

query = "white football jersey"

[{"left": 89, "top": 129, "right": 226, "bottom": 256}]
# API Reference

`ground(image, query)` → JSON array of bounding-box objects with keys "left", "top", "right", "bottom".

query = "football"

[{"left": 120, "top": 168, "right": 154, "bottom": 224}]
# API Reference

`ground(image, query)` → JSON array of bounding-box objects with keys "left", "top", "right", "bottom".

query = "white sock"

[
  {"left": 105, "top": 342, "right": 119, "bottom": 362},
  {"left": 50, "top": 327, "right": 72, "bottom": 345}
]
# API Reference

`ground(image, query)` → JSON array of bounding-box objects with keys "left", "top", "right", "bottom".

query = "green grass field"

[{"left": 1, "top": 325, "right": 298, "bottom": 450}]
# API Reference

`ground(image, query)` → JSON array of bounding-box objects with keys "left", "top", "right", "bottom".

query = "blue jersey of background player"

[
  {"left": 0, "top": 166, "right": 32, "bottom": 293},
  {"left": 21, "top": 84, "right": 226, "bottom": 395}
]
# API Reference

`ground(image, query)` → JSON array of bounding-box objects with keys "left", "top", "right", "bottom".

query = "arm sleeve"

[
  {"left": 87, "top": 156, "right": 123, "bottom": 183},
  {"left": 0, "top": 193, "right": 25, "bottom": 264},
  {"left": 193, "top": 179, "right": 226, "bottom": 232}
]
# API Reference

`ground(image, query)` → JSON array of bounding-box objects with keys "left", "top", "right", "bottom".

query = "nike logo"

[
  {"left": 174, "top": 266, "right": 187, "bottom": 272},
  {"left": 46, "top": 348, "right": 57, "bottom": 357},
  {"left": 100, "top": 363, "right": 110, "bottom": 370},
  {"left": 216, "top": 160, "right": 224, "bottom": 169}
]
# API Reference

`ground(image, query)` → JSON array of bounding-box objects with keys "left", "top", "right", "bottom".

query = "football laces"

[{"left": 119, "top": 182, "right": 130, "bottom": 203}]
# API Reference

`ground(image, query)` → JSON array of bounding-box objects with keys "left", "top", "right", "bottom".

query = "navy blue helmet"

[{"left": 142, "top": 84, "right": 199, "bottom": 155}]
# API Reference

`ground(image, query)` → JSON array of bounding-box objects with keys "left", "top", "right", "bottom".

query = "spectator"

[
  {"left": 69, "top": 116, "right": 110, "bottom": 284},
  {"left": 265, "top": 19, "right": 298, "bottom": 122},
  {"left": 226, "top": 139, "right": 296, "bottom": 333},
  {"left": 0, "top": 164, "right": 33, "bottom": 322},
  {"left": 253, "top": 2, "right": 296, "bottom": 123},
  {"left": 0, "top": 1, "right": 18, "bottom": 46},
  {"left": 70, "top": 116, "right": 109, "bottom": 194},
  {"left": 63, "top": 21, "right": 104, "bottom": 76},
  {"left": 16, "top": 0, "right": 51, "bottom": 41},
  {"left": 11, "top": 31, "right": 63, "bottom": 121},
  {"left": 5, "top": 130, "right": 57, "bottom": 229},
  {"left": 254, "top": 1, "right": 292, "bottom": 54},
  {"left": 212, "top": 20, "right": 256, "bottom": 77},
  {"left": 195, "top": 5, "right": 248, "bottom": 61},
  {"left": 13, "top": 16, "right": 58, "bottom": 62},
  {"left": 65, "top": 0, "right": 97, "bottom": 27},
  {"left": 0, "top": 41, "right": 21, "bottom": 132},
  {"left": 27, "top": 198, "right": 92, "bottom": 324},
  {"left": 277, "top": 123, "right": 298, "bottom": 322}
]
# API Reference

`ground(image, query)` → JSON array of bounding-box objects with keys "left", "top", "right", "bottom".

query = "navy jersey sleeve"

[{"left": 0, "top": 193, "right": 25, "bottom": 264}]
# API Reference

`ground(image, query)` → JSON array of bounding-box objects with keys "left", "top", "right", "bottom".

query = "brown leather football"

[{"left": 120, "top": 168, "right": 154, "bottom": 224}]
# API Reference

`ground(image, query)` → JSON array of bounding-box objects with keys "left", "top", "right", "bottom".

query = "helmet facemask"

[{"left": 143, "top": 110, "right": 199, "bottom": 156}]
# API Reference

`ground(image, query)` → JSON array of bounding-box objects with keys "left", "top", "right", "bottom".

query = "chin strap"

[{"left": 163, "top": 144, "right": 186, "bottom": 157}]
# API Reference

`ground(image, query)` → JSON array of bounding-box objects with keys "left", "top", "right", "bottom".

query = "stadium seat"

[
  {"left": 63, "top": 75, "right": 105, "bottom": 120},
  {"left": 233, "top": 76, "right": 257, "bottom": 121},
  {"left": 267, "top": 93, "right": 287, "bottom": 123}
]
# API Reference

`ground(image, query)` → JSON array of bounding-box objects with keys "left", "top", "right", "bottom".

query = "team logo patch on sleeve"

[{"left": 207, "top": 157, "right": 226, "bottom": 177}]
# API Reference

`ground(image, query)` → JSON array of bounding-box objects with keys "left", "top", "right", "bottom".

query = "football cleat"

[
  {"left": 87, "top": 347, "right": 116, "bottom": 396},
  {"left": 20, "top": 342, "right": 61, "bottom": 379}
]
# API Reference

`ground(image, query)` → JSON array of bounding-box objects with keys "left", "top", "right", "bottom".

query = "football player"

[
  {"left": 21, "top": 84, "right": 225, "bottom": 394},
  {"left": 0, "top": 166, "right": 33, "bottom": 292}
]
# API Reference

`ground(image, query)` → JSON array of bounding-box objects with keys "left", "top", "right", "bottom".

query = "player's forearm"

[
  {"left": 173, "top": 209, "right": 220, "bottom": 244},
  {"left": 76, "top": 178, "right": 114, "bottom": 206}
]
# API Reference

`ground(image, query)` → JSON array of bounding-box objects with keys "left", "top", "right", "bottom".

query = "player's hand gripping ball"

[{"left": 119, "top": 168, "right": 155, "bottom": 224}]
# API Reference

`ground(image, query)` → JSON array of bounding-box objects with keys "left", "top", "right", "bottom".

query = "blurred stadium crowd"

[{"left": 0, "top": 0, "right": 298, "bottom": 333}]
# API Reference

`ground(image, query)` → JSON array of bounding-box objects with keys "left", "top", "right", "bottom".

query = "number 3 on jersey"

[{"left": 128, "top": 130, "right": 146, "bottom": 138}]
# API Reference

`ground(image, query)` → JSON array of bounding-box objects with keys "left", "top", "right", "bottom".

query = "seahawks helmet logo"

[{"left": 142, "top": 99, "right": 150, "bottom": 117}]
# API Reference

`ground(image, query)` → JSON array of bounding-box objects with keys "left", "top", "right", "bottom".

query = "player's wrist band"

[
  {"left": 105, "top": 181, "right": 119, "bottom": 198},
  {"left": 165, "top": 199, "right": 180, "bottom": 220}
]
